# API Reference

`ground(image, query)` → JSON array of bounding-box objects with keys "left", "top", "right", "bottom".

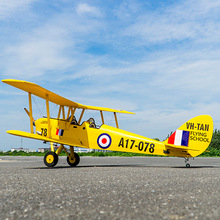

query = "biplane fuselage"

[
  {"left": 2, "top": 79, "right": 214, "bottom": 167},
  {"left": 35, "top": 117, "right": 163, "bottom": 156},
  {"left": 33, "top": 115, "right": 213, "bottom": 158}
]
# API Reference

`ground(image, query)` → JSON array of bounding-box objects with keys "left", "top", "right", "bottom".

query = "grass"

[{"left": 1, "top": 149, "right": 220, "bottom": 157}]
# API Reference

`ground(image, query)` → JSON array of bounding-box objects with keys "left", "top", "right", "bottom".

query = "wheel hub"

[
  {"left": 69, "top": 157, "right": 76, "bottom": 163},
  {"left": 46, "top": 155, "right": 54, "bottom": 163}
]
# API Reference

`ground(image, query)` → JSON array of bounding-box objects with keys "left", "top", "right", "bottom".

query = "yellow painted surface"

[
  {"left": 164, "top": 115, "right": 213, "bottom": 157},
  {"left": 3, "top": 79, "right": 213, "bottom": 159},
  {"left": 2, "top": 79, "right": 134, "bottom": 114},
  {"left": 46, "top": 154, "right": 54, "bottom": 163},
  {"left": 7, "top": 115, "right": 213, "bottom": 158}
]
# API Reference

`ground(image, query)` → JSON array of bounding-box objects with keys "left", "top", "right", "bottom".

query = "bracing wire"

[{"left": 32, "top": 96, "right": 43, "bottom": 117}]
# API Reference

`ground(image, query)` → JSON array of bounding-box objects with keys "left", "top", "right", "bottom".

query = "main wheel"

[
  {"left": 67, "top": 153, "right": 80, "bottom": 167},
  {"left": 44, "top": 152, "right": 58, "bottom": 167}
]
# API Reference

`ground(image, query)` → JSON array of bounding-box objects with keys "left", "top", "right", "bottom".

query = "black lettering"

[
  {"left": 186, "top": 122, "right": 194, "bottom": 130},
  {"left": 138, "top": 142, "right": 144, "bottom": 151},
  {"left": 44, "top": 129, "right": 47, "bottom": 136},
  {"left": 200, "top": 124, "right": 204, "bottom": 131},
  {"left": 41, "top": 128, "right": 47, "bottom": 136},
  {"left": 205, "top": 124, "right": 209, "bottom": 131},
  {"left": 125, "top": 139, "right": 129, "bottom": 148},
  {"left": 149, "top": 143, "right": 155, "bottom": 153},
  {"left": 190, "top": 135, "right": 209, "bottom": 142},
  {"left": 144, "top": 142, "right": 149, "bottom": 152},
  {"left": 118, "top": 138, "right": 124, "bottom": 148},
  {"left": 130, "top": 140, "right": 135, "bottom": 149}
]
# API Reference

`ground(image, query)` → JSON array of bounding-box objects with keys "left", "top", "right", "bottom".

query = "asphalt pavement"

[{"left": 0, "top": 156, "right": 220, "bottom": 220}]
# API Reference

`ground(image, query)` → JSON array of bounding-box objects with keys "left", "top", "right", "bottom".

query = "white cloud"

[
  {"left": 0, "top": 0, "right": 35, "bottom": 19},
  {"left": 1, "top": 28, "right": 75, "bottom": 78},
  {"left": 123, "top": 0, "right": 220, "bottom": 45},
  {"left": 0, "top": 3, "right": 104, "bottom": 79},
  {"left": 76, "top": 3, "right": 102, "bottom": 17},
  {"left": 61, "top": 48, "right": 220, "bottom": 101}
]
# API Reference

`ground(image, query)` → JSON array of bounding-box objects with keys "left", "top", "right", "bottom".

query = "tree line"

[{"left": 209, "top": 129, "right": 220, "bottom": 150}]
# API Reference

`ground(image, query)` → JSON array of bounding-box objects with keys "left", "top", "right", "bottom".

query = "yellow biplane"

[{"left": 2, "top": 79, "right": 213, "bottom": 167}]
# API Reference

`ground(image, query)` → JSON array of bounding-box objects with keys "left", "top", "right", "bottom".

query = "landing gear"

[
  {"left": 185, "top": 157, "right": 190, "bottom": 168},
  {"left": 44, "top": 151, "right": 59, "bottom": 167},
  {"left": 43, "top": 144, "right": 80, "bottom": 167},
  {"left": 67, "top": 153, "right": 80, "bottom": 167}
]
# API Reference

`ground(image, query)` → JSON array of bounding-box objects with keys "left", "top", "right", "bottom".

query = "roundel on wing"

[{"left": 97, "top": 133, "right": 112, "bottom": 149}]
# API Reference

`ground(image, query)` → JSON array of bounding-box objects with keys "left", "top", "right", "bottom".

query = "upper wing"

[{"left": 2, "top": 79, "right": 134, "bottom": 114}]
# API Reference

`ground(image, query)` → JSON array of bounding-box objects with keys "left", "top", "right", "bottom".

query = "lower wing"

[{"left": 7, "top": 130, "right": 83, "bottom": 148}]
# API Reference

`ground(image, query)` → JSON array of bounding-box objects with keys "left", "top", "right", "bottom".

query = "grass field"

[{"left": 0, "top": 148, "right": 220, "bottom": 157}]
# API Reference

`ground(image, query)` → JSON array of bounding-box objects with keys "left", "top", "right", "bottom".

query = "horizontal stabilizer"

[{"left": 165, "top": 144, "right": 199, "bottom": 151}]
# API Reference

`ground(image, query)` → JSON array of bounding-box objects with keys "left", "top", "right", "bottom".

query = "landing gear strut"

[
  {"left": 185, "top": 157, "right": 190, "bottom": 168},
  {"left": 43, "top": 144, "right": 80, "bottom": 167}
]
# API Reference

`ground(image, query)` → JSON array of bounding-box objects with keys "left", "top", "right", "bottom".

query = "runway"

[{"left": 0, "top": 156, "right": 220, "bottom": 219}]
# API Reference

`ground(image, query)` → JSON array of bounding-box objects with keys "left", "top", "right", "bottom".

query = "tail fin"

[{"left": 164, "top": 115, "right": 213, "bottom": 157}]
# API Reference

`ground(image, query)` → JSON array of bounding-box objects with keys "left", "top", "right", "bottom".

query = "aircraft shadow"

[{"left": 26, "top": 164, "right": 217, "bottom": 169}]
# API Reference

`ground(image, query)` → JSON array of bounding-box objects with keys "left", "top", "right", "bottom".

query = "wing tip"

[{"left": 2, "top": 79, "right": 31, "bottom": 85}]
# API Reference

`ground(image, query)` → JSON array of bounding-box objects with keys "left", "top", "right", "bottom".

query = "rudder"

[{"left": 164, "top": 115, "right": 213, "bottom": 157}]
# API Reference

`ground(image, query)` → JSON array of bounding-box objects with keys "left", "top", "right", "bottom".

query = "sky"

[{"left": 0, "top": 0, "right": 220, "bottom": 151}]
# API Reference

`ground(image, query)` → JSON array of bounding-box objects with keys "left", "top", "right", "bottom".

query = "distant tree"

[
  {"left": 163, "top": 132, "right": 173, "bottom": 141},
  {"left": 209, "top": 129, "right": 220, "bottom": 150}
]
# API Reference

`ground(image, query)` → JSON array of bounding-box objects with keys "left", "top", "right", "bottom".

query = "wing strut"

[
  {"left": 57, "top": 105, "right": 66, "bottom": 119},
  {"left": 61, "top": 106, "right": 65, "bottom": 119},
  {"left": 58, "top": 106, "right": 62, "bottom": 119},
  {"left": 67, "top": 107, "right": 71, "bottom": 119},
  {"left": 78, "top": 109, "right": 85, "bottom": 124},
  {"left": 114, "top": 112, "right": 119, "bottom": 128},
  {"left": 69, "top": 107, "right": 76, "bottom": 123},
  {"left": 28, "top": 93, "right": 34, "bottom": 134},
  {"left": 46, "top": 94, "right": 51, "bottom": 138},
  {"left": 100, "top": 111, "right": 104, "bottom": 124}
]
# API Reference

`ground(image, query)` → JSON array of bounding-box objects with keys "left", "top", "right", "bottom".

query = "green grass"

[
  {"left": 0, "top": 150, "right": 160, "bottom": 157},
  {"left": 1, "top": 149, "right": 220, "bottom": 157}
]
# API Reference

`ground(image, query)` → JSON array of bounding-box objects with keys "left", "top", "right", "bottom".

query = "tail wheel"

[
  {"left": 184, "top": 157, "right": 190, "bottom": 168},
  {"left": 186, "top": 163, "right": 190, "bottom": 168},
  {"left": 44, "top": 152, "right": 58, "bottom": 167},
  {"left": 67, "top": 153, "right": 80, "bottom": 167}
]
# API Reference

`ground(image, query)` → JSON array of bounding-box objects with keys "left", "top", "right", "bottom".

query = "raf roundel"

[{"left": 97, "top": 133, "right": 112, "bottom": 149}]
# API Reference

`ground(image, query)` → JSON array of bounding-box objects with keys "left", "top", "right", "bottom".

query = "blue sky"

[{"left": 0, "top": 0, "right": 220, "bottom": 151}]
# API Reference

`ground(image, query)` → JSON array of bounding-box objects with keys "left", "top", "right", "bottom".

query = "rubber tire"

[
  {"left": 186, "top": 163, "right": 190, "bottom": 168},
  {"left": 44, "top": 152, "right": 58, "bottom": 167},
  {"left": 67, "top": 153, "right": 80, "bottom": 167}
]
